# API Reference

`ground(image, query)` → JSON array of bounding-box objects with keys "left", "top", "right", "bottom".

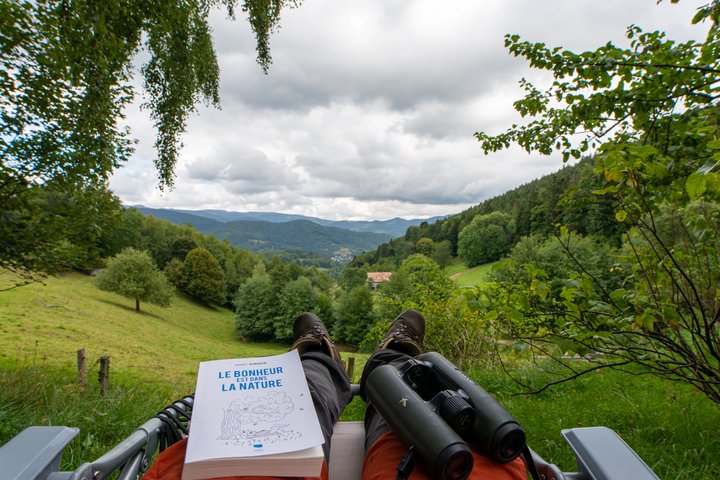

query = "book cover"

[{"left": 182, "top": 350, "right": 324, "bottom": 479}]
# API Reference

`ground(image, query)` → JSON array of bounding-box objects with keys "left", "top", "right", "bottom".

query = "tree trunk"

[{"left": 135, "top": 298, "right": 140, "bottom": 311}]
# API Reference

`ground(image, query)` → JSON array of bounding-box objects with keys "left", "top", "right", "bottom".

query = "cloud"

[{"left": 110, "top": 0, "right": 709, "bottom": 221}]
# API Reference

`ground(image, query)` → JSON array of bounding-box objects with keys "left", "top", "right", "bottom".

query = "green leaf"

[
  {"left": 686, "top": 172, "right": 707, "bottom": 200},
  {"left": 609, "top": 288, "right": 627, "bottom": 303},
  {"left": 615, "top": 210, "right": 628, "bottom": 222},
  {"left": 638, "top": 312, "right": 655, "bottom": 330},
  {"left": 508, "top": 309, "right": 525, "bottom": 322}
]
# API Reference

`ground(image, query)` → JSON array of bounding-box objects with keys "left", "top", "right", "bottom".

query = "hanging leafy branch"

[{"left": 0, "top": 0, "right": 298, "bottom": 275}]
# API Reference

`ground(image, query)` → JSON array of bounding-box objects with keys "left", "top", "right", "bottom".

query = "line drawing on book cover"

[{"left": 218, "top": 390, "right": 306, "bottom": 447}]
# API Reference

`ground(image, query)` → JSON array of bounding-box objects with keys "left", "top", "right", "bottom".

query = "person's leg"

[
  {"left": 359, "top": 310, "right": 426, "bottom": 452},
  {"left": 359, "top": 310, "right": 527, "bottom": 480},
  {"left": 291, "top": 313, "right": 352, "bottom": 462},
  {"left": 359, "top": 348, "right": 412, "bottom": 450},
  {"left": 300, "top": 351, "right": 352, "bottom": 460}
]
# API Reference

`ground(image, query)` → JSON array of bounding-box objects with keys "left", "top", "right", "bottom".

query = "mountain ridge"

[
  {"left": 129, "top": 205, "right": 445, "bottom": 237},
  {"left": 130, "top": 205, "right": 438, "bottom": 261}
]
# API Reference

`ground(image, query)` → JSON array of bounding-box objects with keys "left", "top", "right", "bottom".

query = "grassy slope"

[
  {"left": 447, "top": 260, "right": 497, "bottom": 287},
  {"left": 2, "top": 272, "right": 719, "bottom": 478},
  {"left": 0, "top": 272, "right": 286, "bottom": 393}
]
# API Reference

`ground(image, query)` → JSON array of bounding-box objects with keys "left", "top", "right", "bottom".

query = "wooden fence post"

[
  {"left": 99, "top": 356, "right": 110, "bottom": 396},
  {"left": 346, "top": 356, "right": 356, "bottom": 382},
  {"left": 77, "top": 349, "right": 87, "bottom": 393}
]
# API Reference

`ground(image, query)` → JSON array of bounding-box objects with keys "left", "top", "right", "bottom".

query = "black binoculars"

[{"left": 365, "top": 352, "right": 526, "bottom": 480}]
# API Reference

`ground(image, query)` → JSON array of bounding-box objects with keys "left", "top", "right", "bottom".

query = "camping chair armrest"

[
  {"left": 0, "top": 426, "right": 78, "bottom": 480},
  {"left": 65, "top": 395, "right": 194, "bottom": 480},
  {"left": 561, "top": 427, "right": 659, "bottom": 480},
  {"left": 0, "top": 395, "right": 194, "bottom": 480}
]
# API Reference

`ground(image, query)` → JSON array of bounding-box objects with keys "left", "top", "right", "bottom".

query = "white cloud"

[{"left": 109, "top": 0, "right": 709, "bottom": 220}]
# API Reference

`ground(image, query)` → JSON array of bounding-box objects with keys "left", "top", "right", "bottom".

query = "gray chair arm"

[
  {"left": 0, "top": 426, "right": 78, "bottom": 480},
  {"left": 561, "top": 427, "right": 659, "bottom": 480}
]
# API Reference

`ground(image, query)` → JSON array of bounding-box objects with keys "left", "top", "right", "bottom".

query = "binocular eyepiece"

[{"left": 365, "top": 352, "right": 526, "bottom": 480}]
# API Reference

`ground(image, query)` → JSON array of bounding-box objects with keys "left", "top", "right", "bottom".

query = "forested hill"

[
  {"left": 351, "top": 157, "right": 624, "bottom": 268},
  {"left": 134, "top": 206, "right": 393, "bottom": 261},
  {"left": 152, "top": 208, "right": 446, "bottom": 238}
]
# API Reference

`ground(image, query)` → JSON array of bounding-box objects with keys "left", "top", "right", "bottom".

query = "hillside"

[
  {"left": 352, "top": 158, "right": 622, "bottom": 268},
  {"left": 135, "top": 206, "right": 393, "bottom": 260},
  {"left": 0, "top": 272, "right": 286, "bottom": 391},
  {"left": 136, "top": 206, "right": 444, "bottom": 238}
]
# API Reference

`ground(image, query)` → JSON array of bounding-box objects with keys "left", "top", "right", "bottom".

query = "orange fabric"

[
  {"left": 142, "top": 433, "right": 526, "bottom": 480},
  {"left": 141, "top": 438, "right": 328, "bottom": 480},
  {"left": 362, "top": 432, "right": 527, "bottom": 480}
]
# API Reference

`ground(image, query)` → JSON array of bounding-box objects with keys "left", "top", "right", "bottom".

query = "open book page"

[{"left": 185, "top": 350, "right": 324, "bottom": 463}]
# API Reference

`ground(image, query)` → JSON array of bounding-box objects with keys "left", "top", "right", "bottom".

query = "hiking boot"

[
  {"left": 291, "top": 312, "right": 342, "bottom": 364},
  {"left": 375, "top": 309, "right": 425, "bottom": 356}
]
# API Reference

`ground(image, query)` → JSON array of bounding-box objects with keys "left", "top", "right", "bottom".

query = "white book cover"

[{"left": 184, "top": 350, "right": 324, "bottom": 466}]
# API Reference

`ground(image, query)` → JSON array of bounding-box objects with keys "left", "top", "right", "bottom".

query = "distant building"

[{"left": 367, "top": 272, "right": 392, "bottom": 289}]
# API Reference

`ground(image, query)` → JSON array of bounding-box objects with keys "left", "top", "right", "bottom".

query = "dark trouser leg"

[
  {"left": 358, "top": 349, "right": 413, "bottom": 451},
  {"left": 301, "top": 351, "right": 353, "bottom": 462}
]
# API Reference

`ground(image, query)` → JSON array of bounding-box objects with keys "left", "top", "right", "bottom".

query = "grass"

[
  {"left": 468, "top": 364, "right": 720, "bottom": 479},
  {"left": 0, "top": 271, "right": 286, "bottom": 392},
  {"left": 0, "top": 364, "right": 175, "bottom": 469},
  {"left": 447, "top": 260, "right": 497, "bottom": 287},
  {"left": 443, "top": 258, "right": 468, "bottom": 276},
  {"left": 2, "top": 272, "right": 719, "bottom": 478}
]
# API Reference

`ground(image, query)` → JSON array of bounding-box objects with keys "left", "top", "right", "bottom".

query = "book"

[{"left": 181, "top": 350, "right": 325, "bottom": 479}]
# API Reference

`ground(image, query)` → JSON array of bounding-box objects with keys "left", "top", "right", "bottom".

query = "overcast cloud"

[{"left": 110, "top": 0, "right": 710, "bottom": 221}]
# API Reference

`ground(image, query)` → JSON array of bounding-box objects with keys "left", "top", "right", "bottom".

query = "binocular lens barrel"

[
  {"left": 418, "top": 352, "right": 526, "bottom": 463},
  {"left": 366, "top": 364, "right": 474, "bottom": 480}
]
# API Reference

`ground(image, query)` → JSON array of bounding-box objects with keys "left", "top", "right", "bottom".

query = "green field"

[
  {"left": 1, "top": 272, "right": 719, "bottom": 478},
  {"left": 447, "top": 260, "right": 497, "bottom": 287},
  {"left": 0, "top": 272, "right": 287, "bottom": 392}
]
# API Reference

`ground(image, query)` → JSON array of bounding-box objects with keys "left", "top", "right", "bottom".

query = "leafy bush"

[{"left": 490, "top": 233, "right": 621, "bottom": 298}]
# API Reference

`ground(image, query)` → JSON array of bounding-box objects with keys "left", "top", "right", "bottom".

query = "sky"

[{"left": 109, "top": 0, "right": 710, "bottom": 221}]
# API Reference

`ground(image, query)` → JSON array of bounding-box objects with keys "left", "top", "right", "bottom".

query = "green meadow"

[
  {"left": 1, "top": 272, "right": 718, "bottom": 479},
  {"left": 447, "top": 260, "right": 497, "bottom": 287}
]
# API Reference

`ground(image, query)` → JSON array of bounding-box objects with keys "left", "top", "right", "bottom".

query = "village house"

[{"left": 366, "top": 271, "right": 392, "bottom": 289}]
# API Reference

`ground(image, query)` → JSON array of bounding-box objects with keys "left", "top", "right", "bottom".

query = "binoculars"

[{"left": 365, "top": 352, "right": 526, "bottom": 480}]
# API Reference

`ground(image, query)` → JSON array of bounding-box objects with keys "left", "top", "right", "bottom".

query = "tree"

[
  {"left": 334, "top": 285, "right": 375, "bottom": 346},
  {"left": 474, "top": 3, "right": 720, "bottom": 403},
  {"left": 490, "top": 233, "right": 621, "bottom": 299},
  {"left": 339, "top": 267, "right": 368, "bottom": 291},
  {"left": 170, "top": 237, "right": 198, "bottom": 262},
  {"left": 163, "top": 258, "right": 185, "bottom": 288},
  {"left": 96, "top": 248, "right": 173, "bottom": 311},
  {"left": 234, "top": 264, "right": 277, "bottom": 340},
  {"left": 415, "top": 237, "right": 434, "bottom": 255},
  {"left": 458, "top": 211, "right": 516, "bottom": 266},
  {"left": 274, "top": 277, "right": 319, "bottom": 341},
  {"left": 0, "top": 183, "right": 124, "bottom": 285},
  {"left": 378, "top": 254, "right": 453, "bottom": 322},
  {"left": 182, "top": 247, "right": 226, "bottom": 305},
  {"left": 431, "top": 240, "right": 453, "bottom": 269},
  {"left": 1, "top": 0, "right": 298, "bottom": 276}
]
